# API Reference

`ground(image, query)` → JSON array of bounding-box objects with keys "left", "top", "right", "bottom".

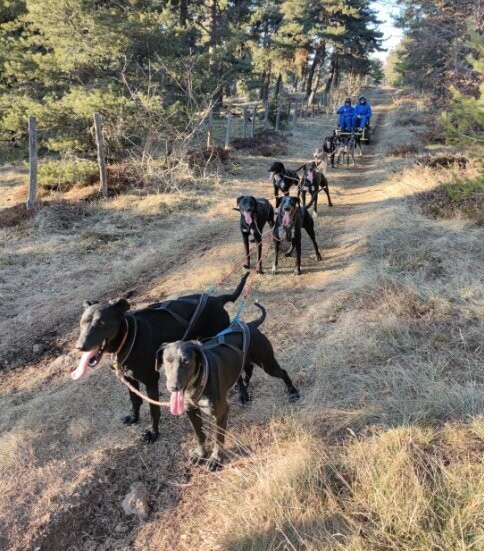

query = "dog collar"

[
  {"left": 189, "top": 351, "right": 209, "bottom": 404},
  {"left": 112, "top": 314, "right": 137, "bottom": 368}
]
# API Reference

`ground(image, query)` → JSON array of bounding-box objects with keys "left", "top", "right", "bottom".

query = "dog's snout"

[{"left": 75, "top": 339, "right": 86, "bottom": 351}]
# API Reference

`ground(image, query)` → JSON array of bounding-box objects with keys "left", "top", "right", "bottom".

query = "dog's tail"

[
  {"left": 249, "top": 301, "right": 266, "bottom": 328},
  {"left": 218, "top": 272, "right": 250, "bottom": 304}
]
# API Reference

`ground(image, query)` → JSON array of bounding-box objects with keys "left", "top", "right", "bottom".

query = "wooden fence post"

[
  {"left": 206, "top": 109, "right": 213, "bottom": 149},
  {"left": 263, "top": 101, "right": 269, "bottom": 130},
  {"left": 316, "top": 100, "right": 320, "bottom": 114},
  {"left": 293, "top": 102, "right": 298, "bottom": 127},
  {"left": 242, "top": 107, "right": 248, "bottom": 139},
  {"left": 26, "top": 115, "right": 37, "bottom": 209},
  {"left": 250, "top": 105, "right": 257, "bottom": 139},
  {"left": 94, "top": 113, "right": 108, "bottom": 198},
  {"left": 287, "top": 104, "right": 292, "bottom": 127},
  {"left": 275, "top": 105, "right": 282, "bottom": 131},
  {"left": 224, "top": 112, "right": 232, "bottom": 149}
]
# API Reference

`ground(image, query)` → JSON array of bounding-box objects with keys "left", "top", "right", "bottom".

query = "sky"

[{"left": 371, "top": 0, "right": 404, "bottom": 63}]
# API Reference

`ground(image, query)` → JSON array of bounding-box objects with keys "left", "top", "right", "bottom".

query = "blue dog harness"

[{"left": 190, "top": 318, "right": 251, "bottom": 402}]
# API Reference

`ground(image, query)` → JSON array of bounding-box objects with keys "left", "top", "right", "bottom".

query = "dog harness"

[
  {"left": 151, "top": 293, "right": 209, "bottom": 340},
  {"left": 189, "top": 319, "right": 251, "bottom": 403},
  {"left": 113, "top": 294, "right": 210, "bottom": 373}
]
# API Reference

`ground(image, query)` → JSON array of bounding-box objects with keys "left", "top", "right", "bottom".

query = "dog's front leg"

[
  {"left": 272, "top": 238, "right": 280, "bottom": 275},
  {"left": 301, "top": 190, "right": 306, "bottom": 208},
  {"left": 294, "top": 233, "right": 302, "bottom": 275},
  {"left": 242, "top": 233, "right": 250, "bottom": 269},
  {"left": 256, "top": 237, "right": 263, "bottom": 274},
  {"left": 273, "top": 185, "right": 279, "bottom": 211},
  {"left": 208, "top": 404, "right": 229, "bottom": 471},
  {"left": 324, "top": 185, "right": 333, "bottom": 207},
  {"left": 305, "top": 219, "right": 322, "bottom": 261},
  {"left": 123, "top": 377, "right": 142, "bottom": 426},
  {"left": 313, "top": 188, "right": 318, "bottom": 217},
  {"left": 186, "top": 408, "right": 207, "bottom": 464},
  {"left": 236, "top": 376, "right": 249, "bottom": 405},
  {"left": 141, "top": 381, "right": 160, "bottom": 443}
]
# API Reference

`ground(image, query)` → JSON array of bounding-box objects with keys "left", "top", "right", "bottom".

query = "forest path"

[{"left": 0, "top": 88, "right": 396, "bottom": 551}]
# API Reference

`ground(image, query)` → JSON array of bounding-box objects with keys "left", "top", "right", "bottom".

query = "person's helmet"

[
  {"left": 359, "top": 96, "right": 366, "bottom": 102},
  {"left": 345, "top": 98, "right": 351, "bottom": 104}
]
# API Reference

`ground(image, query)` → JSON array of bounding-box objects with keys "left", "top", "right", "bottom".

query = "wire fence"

[{"left": 17, "top": 89, "right": 348, "bottom": 209}]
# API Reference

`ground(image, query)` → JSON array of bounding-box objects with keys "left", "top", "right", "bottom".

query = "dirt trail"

[{"left": 1, "top": 88, "right": 397, "bottom": 550}]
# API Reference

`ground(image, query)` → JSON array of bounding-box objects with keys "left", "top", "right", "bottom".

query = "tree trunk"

[
  {"left": 209, "top": 0, "right": 223, "bottom": 108},
  {"left": 180, "top": 0, "right": 188, "bottom": 27},
  {"left": 274, "top": 73, "right": 282, "bottom": 101},
  {"left": 306, "top": 42, "right": 326, "bottom": 103},
  {"left": 261, "top": 63, "right": 271, "bottom": 101},
  {"left": 305, "top": 42, "right": 324, "bottom": 100},
  {"left": 324, "top": 56, "right": 336, "bottom": 94},
  {"left": 308, "top": 61, "right": 324, "bottom": 106},
  {"left": 333, "top": 56, "right": 341, "bottom": 89}
]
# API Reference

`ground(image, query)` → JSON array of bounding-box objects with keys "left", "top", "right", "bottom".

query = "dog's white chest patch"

[{"left": 279, "top": 226, "right": 292, "bottom": 242}]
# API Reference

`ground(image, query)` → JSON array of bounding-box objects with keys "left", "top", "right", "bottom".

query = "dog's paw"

[
  {"left": 256, "top": 266, "right": 264, "bottom": 275},
  {"left": 122, "top": 414, "right": 139, "bottom": 425},
  {"left": 293, "top": 267, "right": 301, "bottom": 276},
  {"left": 243, "top": 263, "right": 250, "bottom": 269},
  {"left": 237, "top": 388, "right": 250, "bottom": 406},
  {"left": 190, "top": 450, "right": 207, "bottom": 465},
  {"left": 141, "top": 430, "right": 159, "bottom": 444},
  {"left": 206, "top": 455, "right": 223, "bottom": 471},
  {"left": 289, "top": 390, "right": 300, "bottom": 403},
  {"left": 328, "top": 203, "right": 333, "bottom": 208},
  {"left": 271, "top": 265, "right": 277, "bottom": 275},
  {"left": 312, "top": 210, "right": 318, "bottom": 219},
  {"left": 316, "top": 253, "right": 322, "bottom": 261}
]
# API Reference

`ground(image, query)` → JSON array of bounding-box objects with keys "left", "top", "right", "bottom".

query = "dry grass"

[
  {"left": 0, "top": 88, "right": 482, "bottom": 550},
  {"left": 197, "top": 420, "right": 483, "bottom": 550},
  {"left": 0, "top": 161, "right": 220, "bottom": 367},
  {"left": 176, "top": 89, "right": 484, "bottom": 550}
]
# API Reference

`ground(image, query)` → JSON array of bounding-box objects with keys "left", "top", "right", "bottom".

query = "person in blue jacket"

[
  {"left": 337, "top": 98, "right": 354, "bottom": 131},
  {"left": 353, "top": 95, "right": 372, "bottom": 130}
]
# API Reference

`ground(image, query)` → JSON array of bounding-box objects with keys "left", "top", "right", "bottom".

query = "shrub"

[
  {"left": 417, "top": 172, "right": 484, "bottom": 225},
  {"left": 33, "top": 160, "right": 99, "bottom": 192}
]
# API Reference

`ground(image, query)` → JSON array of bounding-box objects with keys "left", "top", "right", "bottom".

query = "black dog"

[
  {"left": 161, "top": 303, "right": 299, "bottom": 470},
  {"left": 268, "top": 161, "right": 300, "bottom": 209},
  {"left": 272, "top": 195, "right": 322, "bottom": 275},
  {"left": 235, "top": 196, "right": 274, "bottom": 274},
  {"left": 72, "top": 274, "right": 249, "bottom": 443},
  {"left": 352, "top": 131, "right": 363, "bottom": 156},
  {"left": 336, "top": 135, "right": 356, "bottom": 166},
  {"left": 300, "top": 161, "right": 333, "bottom": 215},
  {"left": 314, "top": 135, "right": 338, "bottom": 168}
]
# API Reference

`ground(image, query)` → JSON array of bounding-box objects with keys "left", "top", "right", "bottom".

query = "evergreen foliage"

[{"left": 0, "top": 0, "right": 383, "bottom": 156}]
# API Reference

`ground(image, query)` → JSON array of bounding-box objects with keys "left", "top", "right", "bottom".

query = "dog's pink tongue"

[
  {"left": 282, "top": 211, "right": 291, "bottom": 226},
  {"left": 243, "top": 212, "right": 253, "bottom": 225},
  {"left": 71, "top": 348, "right": 99, "bottom": 381},
  {"left": 170, "top": 391, "right": 185, "bottom": 416}
]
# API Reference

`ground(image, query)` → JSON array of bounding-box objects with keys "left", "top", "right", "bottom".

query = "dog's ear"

[
  {"left": 233, "top": 196, "right": 243, "bottom": 211},
  {"left": 188, "top": 341, "right": 203, "bottom": 362},
  {"left": 82, "top": 300, "right": 98, "bottom": 309},
  {"left": 108, "top": 298, "right": 130, "bottom": 312}
]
